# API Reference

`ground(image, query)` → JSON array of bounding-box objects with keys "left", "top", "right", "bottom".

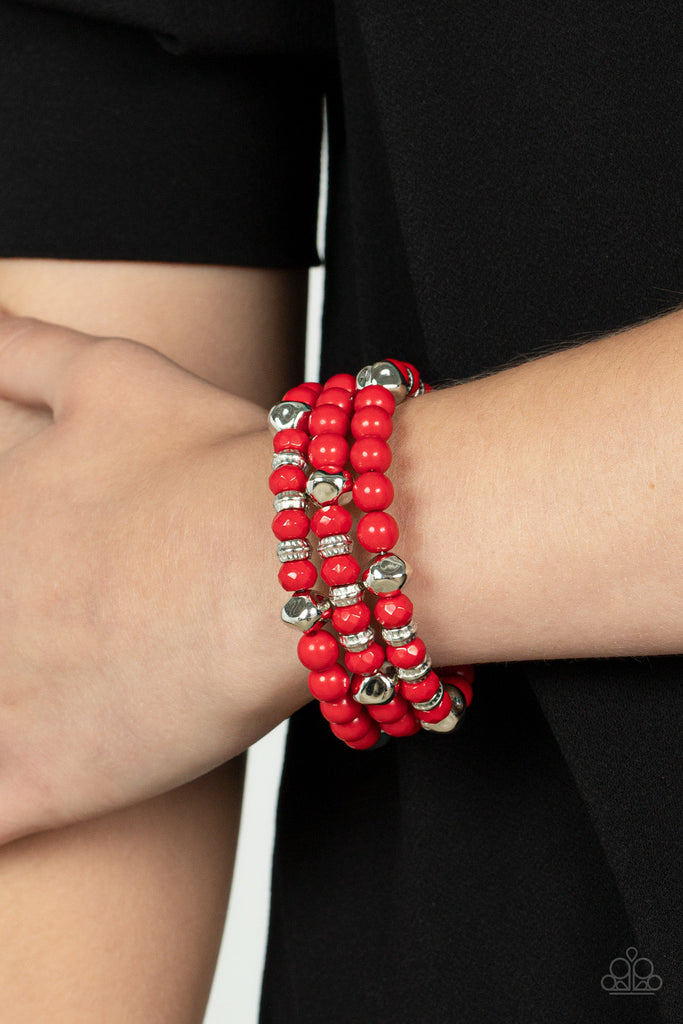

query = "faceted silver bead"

[
  {"left": 273, "top": 490, "right": 306, "bottom": 513},
  {"left": 448, "top": 685, "right": 466, "bottom": 715},
  {"left": 412, "top": 682, "right": 444, "bottom": 713},
  {"left": 268, "top": 401, "right": 311, "bottom": 435},
  {"left": 338, "top": 627, "right": 375, "bottom": 652},
  {"left": 277, "top": 538, "right": 312, "bottom": 563},
  {"left": 420, "top": 684, "right": 465, "bottom": 733},
  {"left": 362, "top": 553, "right": 409, "bottom": 595},
  {"left": 352, "top": 669, "right": 396, "bottom": 705},
  {"left": 381, "top": 622, "right": 417, "bottom": 646},
  {"left": 317, "top": 533, "right": 353, "bottom": 558},
  {"left": 306, "top": 470, "right": 352, "bottom": 506},
  {"left": 271, "top": 451, "right": 309, "bottom": 472},
  {"left": 281, "top": 591, "right": 331, "bottom": 633},
  {"left": 328, "top": 583, "right": 363, "bottom": 607},
  {"left": 356, "top": 361, "right": 408, "bottom": 404},
  {"left": 396, "top": 657, "right": 433, "bottom": 682}
]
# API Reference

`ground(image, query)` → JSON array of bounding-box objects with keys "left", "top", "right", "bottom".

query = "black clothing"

[{"left": 0, "top": 3, "right": 681, "bottom": 1022}]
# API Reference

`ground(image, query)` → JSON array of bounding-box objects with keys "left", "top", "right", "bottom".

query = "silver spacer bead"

[
  {"left": 381, "top": 622, "right": 417, "bottom": 646},
  {"left": 271, "top": 451, "right": 309, "bottom": 472},
  {"left": 420, "top": 684, "right": 465, "bottom": 733},
  {"left": 362, "top": 553, "right": 409, "bottom": 596},
  {"left": 281, "top": 591, "right": 331, "bottom": 633},
  {"left": 356, "top": 361, "right": 408, "bottom": 404},
  {"left": 352, "top": 669, "right": 396, "bottom": 705},
  {"left": 338, "top": 627, "right": 375, "bottom": 652},
  {"left": 306, "top": 470, "right": 352, "bottom": 506},
  {"left": 397, "top": 657, "right": 433, "bottom": 682},
  {"left": 416, "top": 381, "right": 426, "bottom": 397},
  {"left": 318, "top": 533, "right": 353, "bottom": 558},
  {"left": 355, "top": 364, "right": 374, "bottom": 390},
  {"left": 277, "top": 538, "right": 312, "bottom": 563},
  {"left": 273, "top": 490, "right": 306, "bottom": 513},
  {"left": 329, "top": 583, "right": 363, "bottom": 607},
  {"left": 412, "top": 682, "right": 444, "bottom": 713},
  {"left": 268, "top": 400, "right": 311, "bottom": 434}
]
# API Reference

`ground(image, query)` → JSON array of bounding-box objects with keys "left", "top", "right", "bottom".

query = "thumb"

[{"left": 0, "top": 316, "right": 90, "bottom": 413}]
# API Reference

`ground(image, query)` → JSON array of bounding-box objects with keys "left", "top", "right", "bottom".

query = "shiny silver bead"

[
  {"left": 397, "top": 657, "right": 433, "bottom": 682},
  {"left": 412, "top": 682, "right": 444, "bottom": 712},
  {"left": 381, "top": 622, "right": 417, "bottom": 646},
  {"left": 277, "top": 539, "right": 312, "bottom": 563},
  {"left": 338, "top": 627, "right": 375, "bottom": 652},
  {"left": 271, "top": 451, "right": 309, "bottom": 472},
  {"left": 362, "top": 553, "right": 409, "bottom": 595},
  {"left": 268, "top": 400, "right": 311, "bottom": 434},
  {"left": 356, "top": 361, "right": 408, "bottom": 404},
  {"left": 317, "top": 533, "right": 353, "bottom": 558},
  {"left": 273, "top": 490, "right": 306, "bottom": 513},
  {"left": 306, "top": 470, "right": 352, "bottom": 506},
  {"left": 355, "top": 364, "right": 374, "bottom": 390},
  {"left": 420, "top": 683, "right": 465, "bottom": 733},
  {"left": 281, "top": 591, "right": 331, "bottom": 633},
  {"left": 353, "top": 669, "right": 396, "bottom": 705},
  {"left": 328, "top": 583, "right": 363, "bottom": 607}
]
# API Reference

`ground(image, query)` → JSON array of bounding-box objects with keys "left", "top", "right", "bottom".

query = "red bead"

[
  {"left": 356, "top": 511, "right": 399, "bottom": 553},
  {"left": 444, "top": 675, "right": 473, "bottom": 708},
  {"left": 344, "top": 721, "right": 382, "bottom": 749},
  {"left": 387, "top": 637, "right": 427, "bottom": 668},
  {"left": 330, "top": 714, "right": 373, "bottom": 742},
  {"left": 273, "top": 429, "right": 309, "bottom": 455},
  {"left": 381, "top": 712, "right": 421, "bottom": 737},
  {"left": 367, "top": 694, "right": 408, "bottom": 724},
  {"left": 310, "top": 504, "right": 353, "bottom": 537},
  {"left": 320, "top": 696, "right": 360, "bottom": 724},
  {"left": 278, "top": 560, "right": 317, "bottom": 592},
  {"left": 308, "top": 666, "right": 350, "bottom": 702},
  {"left": 350, "top": 437, "right": 392, "bottom": 473},
  {"left": 297, "top": 630, "right": 339, "bottom": 671},
  {"left": 332, "top": 602, "right": 371, "bottom": 634},
  {"left": 323, "top": 372, "right": 357, "bottom": 392},
  {"left": 451, "top": 664, "right": 475, "bottom": 685},
  {"left": 269, "top": 465, "right": 306, "bottom": 494},
  {"left": 344, "top": 642, "right": 385, "bottom": 674},
  {"left": 385, "top": 358, "right": 421, "bottom": 396},
  {"left": 308, "top": 433, "right": 350, "bottom": 472},
  {"left": 374, "top": 593, "right": 413, "bottom": 627},
  {"left": 271, "top": 509, "right": 310, "bottom": 540},
  {"left": 321, "top": 554, "right": 360, "bottom": 587},
  {"left": 354, "top": 385, "right": 396, "bottom": 415},
  {"left": 350, "top": 406, "right": 393, "bottom": 441},
  {"left": 308, "top": 404, "right": 350, "bottom": 438},
  {"left": 440, "top": 665, "right": 474, "bottom": 705},
  {"left": 414, "top": 690, "right": 453, "bottom": 723},
  {"left": 302, "top": 380, "right": 324, "bottom": 399},
  {"left": 400, "top": 670, "right": 441, "bottom": 704},
  {"left": 319, "top": 386, "right": 354, "bottom": 415},
  {"left": 352, "top": 472, "right": 394, "bottom": 512},
  {"left": 282, "top": 385, "right": 319, "bottom": 406}
]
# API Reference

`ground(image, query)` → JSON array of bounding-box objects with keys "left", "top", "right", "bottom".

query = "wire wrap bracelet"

[{"left": 269, "top": 361, "right": 474, "bottom": 749}]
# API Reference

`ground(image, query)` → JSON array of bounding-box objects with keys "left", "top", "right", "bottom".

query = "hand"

[{"left": 0, "top": 316, "right": 308, "bottom": 844}]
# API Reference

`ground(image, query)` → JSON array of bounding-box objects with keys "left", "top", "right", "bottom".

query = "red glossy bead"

[
  {"left": 445, "top": 675, "right": 473, "bottom": 708},
  {"left": 324, "top": 372, "right": 357, "bottom": 392},
  {"left": 302, "top": 380, "right": 324, "bottom": 399},
  {"left": 367, "top": 694, "right": 408, "bottom": 724},
  {"left": 440, "top": 664, "right": 474, "bottom": 705},
  {"left": 269, "top": 465, "right": 307, "bottom": 494},
  {"left": 350, "top": 406, "right": 393, "bottom": 442},
  {"left": 319, "top": 386, "right": 354, "bottom": 415},
  {"left": 308, "top": 433, "right": 350, "bottom": 472},
  {"left": 271, "top": 509, "right": 310, "bottom": 540},
  {"left": 330, "top": 714, "right": 373, "bottom": 742},
  {"left": 387, "top": 637, "right": 427, "bottom": 668},
  {"left": 414, "top": 690, "right": 453, "bottom": 723},
  {"left": 308, "top": 666, "right": 350, "bottom": 702},
  {"left": 273, "top": 428, "right": 309, "bottom": 455},
  {"left": 344, "top": 642, "right": 385, "bottom": 675},
  {"left": 321, "top": 554, "right": 360, "bottom": 587},
  {"left": 356, "top": 511, "right": 399, "bottom": 553},
  {"left": 332, "top": 602, "right": 371, "bottom": 634},
  {"left": 344, "top": 721, "right": 382, "bottom": 749},
  {"left": 381, "top": 712, "right": 421, "bottom": 737},
  {"left": 310, "top": 504, "right": 353, "bottom": 537},
  {"left": 374, "top": 593, "right": 413, "bottom": 627},
  {"left": 354, "top": 385, "right": 396, "bottom": 415},
  {"left": 352, "top": 472, "right": 394, "bottom": 512},
  {"left": 297, "top": 630, "right": 339, "bottom": 671},
  {"left": 308, "top": 404, "right": 350, "bottom": 438},
  {"left": 400, "top": 670, "right": 441, "bottom": 704},
  {"left": 278, "top": 560, "right": 317, "bottom": 592},
  {"left": 452, "top": 664, "right": 475, "bottom": 685},
  {"left": 320, "top": 696, "right": 360, "bottom": 724},
  {"left": 282, "top": 384, "right": 319, "bottom": 406},
  {"left": 350, "top": 437, "right": 392, "bottom": 473}
]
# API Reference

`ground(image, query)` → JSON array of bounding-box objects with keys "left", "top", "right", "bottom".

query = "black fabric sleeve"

[{"left": 0, "top": 1, "right": 324, "bottom": 265}]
